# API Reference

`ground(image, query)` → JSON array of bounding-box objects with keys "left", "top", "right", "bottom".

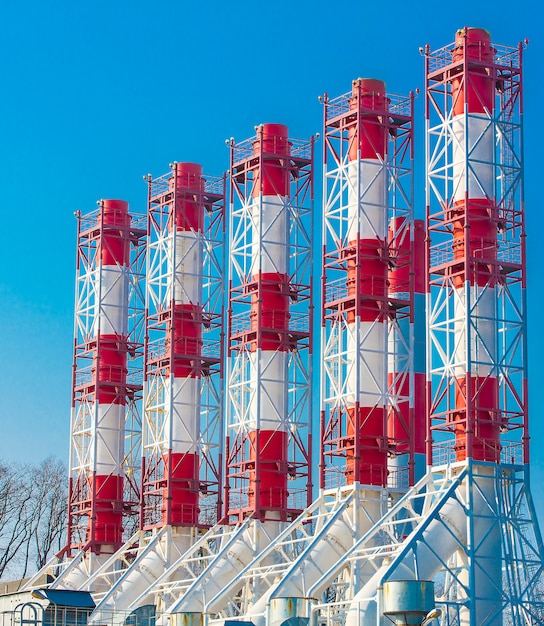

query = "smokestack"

[
  {"left": 69, "top": 199, "right": 131, "bottom": 554},
  {"left": 388, "top": 218, "right": 426, "bottom": 485},
  {"left": 449, "top": 27, "right": 500, "bottom": 462},
  {"left": 226, "top": 124, "right": 312, "bottom": 523},
  {"left": 162, "top": 163, "right": 205, "bottom": 526},
  {"left": 345, "top": 79, "right": 390, "bottom": 486}
]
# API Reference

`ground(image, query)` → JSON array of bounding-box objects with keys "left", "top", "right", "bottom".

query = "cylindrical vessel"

[
  {"left": 163, "top": 162, "right": 204, "bottom": 526},
  {"left": 382, "top": 580, "right": 435, "bottom": 626},
  {"left": 248, "top": 123, "right": 291, "bottom": 510},
  {"left": 449, "top": 28, "right": 502, "bottom": 623},
  {"left": 345, "top": 79, "right": 389, "bottom": 486},
  {"left": 388, "top": 219, "right": 426, "bottom": 484},
  {"left": 93, "top": 198, "right": 130, "bottom": 546},
  {"left": 450, "top": 28, "right": 499, "bottom": 462}
]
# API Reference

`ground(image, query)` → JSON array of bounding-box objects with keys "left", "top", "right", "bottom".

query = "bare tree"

[
  {"left": 0, "top": 461, "right": 35, "bottom": 579},
  {"left": 0, "top": 457, "right": 67, "bottom": 581},
  {"left": 29, "top": 456, "right": 68, "bottom": 573}
]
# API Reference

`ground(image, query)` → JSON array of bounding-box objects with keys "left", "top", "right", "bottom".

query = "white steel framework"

[
  {"left": 309, "top": 461, "right": 544, "bottom": 626},
  {"left": 48, "top": 168, "right": 226, "bottom": 618},
  {"left": 425, "top": 31, "right": 528, "bottom": 467},
  {"left": 158, "top": 87, "right": 417, "bottom": 626},
  {"left": 19, "top": 203, "right": 147, "bottom": 591}
]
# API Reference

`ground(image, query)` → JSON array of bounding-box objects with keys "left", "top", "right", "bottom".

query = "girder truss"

[
  {"left": 69, "top": 206, "right": 146, "bottom": 552},
  {"left": 425, "top": 36, "right": 527, "bottom": 463},
  {"left": 88, "top": 519, "right": 257, "bottom": 617},
  {"left": 310, "top": 462, "right": 544, "bottom": 626},
  {"left": 320, "top": 89, "right": 415, "bottom": 486},
  {"left": 225, "top": 132, "right": 315, "bottom": 522},
  {"left": 142, "top": 169, "right": 225, "bottom": 528},
  {"left": 205, "top": 485, "right": 393, "bottom": 623}
]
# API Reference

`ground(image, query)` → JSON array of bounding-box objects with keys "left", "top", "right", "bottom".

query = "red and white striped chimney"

[
  {"left": 248, "top": 123, "right": 291, "bottom": 512},
  {"left": 92, "top": 199, "right": 130, "bottom": 548},
  {"left": 388, "top": 218, "right": 426, "bottom": 484},
  {"left": 345, "top": 79, "right": 389, "bottom": 487},
  {"left": 163, "top": 163, "right": 205, "bottom": 526},
  {"left": 450, "top": 28, "right": 499, "bottom": 462}
]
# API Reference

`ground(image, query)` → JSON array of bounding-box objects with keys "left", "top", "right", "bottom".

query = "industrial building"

[{"left": 1, "top": 27, "right": 542, "bottom": 626}]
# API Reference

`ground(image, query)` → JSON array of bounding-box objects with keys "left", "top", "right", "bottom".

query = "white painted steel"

[
  {"left": 49, "top": 551, "right": 106, "bottom": 592},
  {"left": 452, "top": 115, "right": 494, "bottom": 202},
  {"left": 248, "top": 192, "right": 289, "bottom": 433},
  {"left": 453, "top": 284, "right": 496, "bottom": 378},
  {"left": 347, "top": 161, "right": 387, "bottom": 242},
  {"left": 345, "top": 465, "right": 501, "bottom": 626},
  {"left": 249, "top": 350, "right": 288, "bottom": 432},
  {"left": 196, "top": 488, "right": 360, "bottom": 622},
  {"left": 251, "top": 196, "right": 288, "bottom": 275},
  {"left": 94, "top": 265, "right": 129, "bottom": 336},
  {"left": 167, "top": 231, "right": 203, "bottom": 304},
  {"left": 347, "top": 321, "right": 386, "bottom": 409},
  {"left": 270, "top": 495, "right": 382, "bottom": 593},
  {"left": 239, "top": 491, "right": 385, "bottom": 626},
  {"left": 345, "top": 153, "right": 388, "bottom": 461},
  {"left": 168, "top": 520, "right": 281, "bottom": 615},
  {"left": 165, "top": 377, "right": 200, "bottom": 454},
  {"left": 88, "top": 529, "right": 194, "bottom": 624},
  {"left": 94, "top": 403, "right": 124, "bottom": 474}
]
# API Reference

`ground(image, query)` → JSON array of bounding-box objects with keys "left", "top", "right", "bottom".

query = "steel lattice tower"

[
  {"left": 142, "top": 164, "right": 225, "bottom": 531},
  {"left": 422, "top": 28, "right": 543, "bottom": 623},
  {"left": 320, "top": 80, "right": 417, "bottom": 490},
  {"left": 69, "top": 200, "right": 145, "bottom": 558},
  {"left": 317, "top": 30, "right": 542, "bottom": 626},
  {"left": 225, "top": 124, "right": 314, "bottom": 523},
  {"left": 46, "top": 168, "right": 226, "bottom": 618},
  {"left": 426, "top": 27, "right": 519, "bottom": 466}
]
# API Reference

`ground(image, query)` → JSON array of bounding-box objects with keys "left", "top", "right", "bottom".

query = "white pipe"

[
  {"left": 345, "top": 465, "right": 501, "bottom": 626},
  {"left": 88, "top": 529, "right": 194, "bottom": 624},
  {"left": 50, "top": 552, "right": 105, "bottom": 591},
  {"left": 347, "top": 161, "right": 386, "bottom": 242},
  {"left": 94, "top": 265, "right": 129, "bottom": 336},
  {"left": 452, "top": 115, "right": 493, "bottom": 203},
  {"left": 168, "top": 231, "right": 202, "bottom": 304},
  {"left": 251, "top": 196, "right": 288, "bottom": 275},
  {"left": 169, "top": 520, "right": 281, "bottom": 615},
  {"left": 243, "top": 492, "right": 385, "bottom": 626}
]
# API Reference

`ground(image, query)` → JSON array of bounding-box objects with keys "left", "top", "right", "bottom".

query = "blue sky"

[{"left": 1, "top": 0, "right": 543, "bottom": 522}]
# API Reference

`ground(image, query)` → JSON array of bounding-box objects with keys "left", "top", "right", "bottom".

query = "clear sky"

[{"left": 1, "top": 0, "right": 543, "bottom": 522}]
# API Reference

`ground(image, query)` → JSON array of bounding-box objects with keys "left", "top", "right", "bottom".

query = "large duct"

[{"left": 344, "top": 463, "right": 498, "bottom": 625}]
